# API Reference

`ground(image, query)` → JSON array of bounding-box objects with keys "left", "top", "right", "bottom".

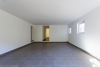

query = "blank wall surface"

[
  {"left": 68, "top": 6, "right": 100, "bottom": 60},
  {"left": 33, "top": 25, "right": 43, "bottom": 41},
  {"left": 49, "top": 25, "right": 68, "bottom": 42},
  {"left": 0, "top": 9, "right": 31, "bottom": 55}
]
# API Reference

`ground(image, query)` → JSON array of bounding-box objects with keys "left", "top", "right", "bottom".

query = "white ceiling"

[{"left": 0, "top": 0, "right": 100, "bottom": 25}]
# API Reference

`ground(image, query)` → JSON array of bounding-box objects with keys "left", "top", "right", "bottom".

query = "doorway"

[{"left": 43, "top": 26, "right": 49, "bottom": 41}]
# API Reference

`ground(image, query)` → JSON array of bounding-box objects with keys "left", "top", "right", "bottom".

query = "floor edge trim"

[
  {"left": 0, "top": 42, "right": 33, "bottom": 58},
  {"left": 67, "top": 42, "right": 100, "bottom": 61}
]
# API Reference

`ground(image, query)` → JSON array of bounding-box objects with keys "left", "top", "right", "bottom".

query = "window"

[
  {"left": 69, "top": 27, "right": 71, "bottom": 34},
  {"left": 78, "top": 21, "right": 85, "bottom": 34}
]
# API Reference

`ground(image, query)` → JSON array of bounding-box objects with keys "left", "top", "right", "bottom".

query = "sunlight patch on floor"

[{"left": 90, "top": 59, "right": 100, "bottom": 67}]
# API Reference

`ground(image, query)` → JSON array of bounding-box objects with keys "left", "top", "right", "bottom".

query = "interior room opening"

[{"left": 43, "top": 26, "right": 49, "bottom": 41}]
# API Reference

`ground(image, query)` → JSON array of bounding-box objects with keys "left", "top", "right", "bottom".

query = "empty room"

[{"left": 0, "top": 0, "right": 100, "bottom": 67}]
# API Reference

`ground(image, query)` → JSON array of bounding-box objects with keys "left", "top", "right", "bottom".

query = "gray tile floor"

[{"left": 0, "top": 43, "right": 99, "bottom": 67}]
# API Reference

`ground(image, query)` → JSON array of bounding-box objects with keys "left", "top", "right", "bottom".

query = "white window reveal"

[
  {"left": 69, "top": 27, "right": 71, "bottom": 34},
  {"left": 78, "top": 21, "right": 85, "bottom": 34}
]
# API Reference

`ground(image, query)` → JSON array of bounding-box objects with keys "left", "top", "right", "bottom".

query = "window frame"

[
  {"left": 78, "top": 21, "right": 85, "bottom": 34},
  {"left": 69, "top": 27, "right": 72, "bottom": 34}
]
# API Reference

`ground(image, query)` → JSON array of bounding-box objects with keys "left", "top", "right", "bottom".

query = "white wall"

[
  {"left": 68, "top": 6, "right": 100, "bottom": 60},
  {"left": 32, "top": 25, "right": 68, "bottom": 42},
  {"left": 32, "top": 25, "right": 43, "bottom": 41},
  {"left": 0, "top": 9, "right": 31, "bottom": 55},
  {"left": 49, "top": 25, "right": 68, "bottom": 42}
]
